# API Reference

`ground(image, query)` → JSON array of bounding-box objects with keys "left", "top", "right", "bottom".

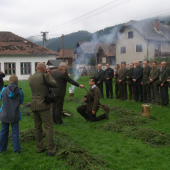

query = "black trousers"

[
  {"left": 128, "top": 84, "right": 134, "bottom": 100},
  {"left": 119, "top": 84, "right": 127, "bottom": 100},
  {"left": 160, "top": 86, "right": 169, "bottom": 106},
  {"left": 52, "top": 96, "right": 64, "bottom": 124},
  {"left": 143, "top": 84, "right": 151, "bottom": 103},
  {"left": 134, "top": 84, "right": 143, "bottom": 102},
  {"left": 77, "top": 105, "right": 106, "bottom": 122},
  {"left": 115, "top": 82, "right": 120, "bottom": 99},
  {"left": 96, "top": 82, "right": 104, "bottom": 98},
  {"left": 105, "top": 82, "right": 113, "bottom": 98}
]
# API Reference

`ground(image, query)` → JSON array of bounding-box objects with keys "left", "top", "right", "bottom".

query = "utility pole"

[
  {"left": 62, "top": 34, "right": 64, "bottom": 61},
  {"left": 41, "top": 31, "right": 48, "bottom": 48}
]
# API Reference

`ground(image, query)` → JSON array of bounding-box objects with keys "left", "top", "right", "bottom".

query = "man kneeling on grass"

[
  {"left": 0, "top": 75, "right": 24, "bottom": 153},
  {"left": 77, "top": 77, "right": 109, "bottom": 122}
]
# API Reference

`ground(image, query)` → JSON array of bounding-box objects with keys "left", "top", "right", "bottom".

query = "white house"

[
  {"left": 115, "top": 20, "right": 170, "bottom": 66},
  {"left": 0, "top": 32, "right": 57, "bottom": 80}
]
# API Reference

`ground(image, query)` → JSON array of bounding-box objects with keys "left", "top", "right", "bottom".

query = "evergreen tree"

[{"left": 57, "top": 46, "right": 61, "bottom": 52}]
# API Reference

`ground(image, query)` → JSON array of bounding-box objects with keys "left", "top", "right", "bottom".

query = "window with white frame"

[
  {"left": 21, "top": 62, "right": 31, "bottom": 75},
  {"left": 4, "top": 63, "right": 16, "bottom": 75},
  {"left": 120, "top": 46, "right": 126, "bottom": 53},
  {"left": 102, "top": 57, "right": 106, "bottom": 63},
  {"left": 136, "top": 44, "right": 142, "bottom": 52}
]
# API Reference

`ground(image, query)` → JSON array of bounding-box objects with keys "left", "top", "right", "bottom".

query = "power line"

[
  {"left": 49, "top": 0, "right": 130, "bottom": 33},
  {"left": 48, "top": 0, "right": 122, "bottom": 31}
]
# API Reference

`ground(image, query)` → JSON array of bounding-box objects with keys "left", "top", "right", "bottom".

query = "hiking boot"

[{"left": 37, "top": 148, "right": 46, "bottom": 154}]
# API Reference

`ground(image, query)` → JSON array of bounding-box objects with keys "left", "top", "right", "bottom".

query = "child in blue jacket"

[{"left": 0, "top": 75, "right": 24, "bottom": 153}]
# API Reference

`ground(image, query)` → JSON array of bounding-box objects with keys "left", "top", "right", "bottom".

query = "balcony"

[{"left": 155, "top": 52, "right": 170, "bottom": 57}]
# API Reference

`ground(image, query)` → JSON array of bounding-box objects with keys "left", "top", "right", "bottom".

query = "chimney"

[
  {"left": 160, "top": 21, "right": 165, "bottom": 24},
  {"left": 154, "top": 19, "right": 159, "bottom": 31}
]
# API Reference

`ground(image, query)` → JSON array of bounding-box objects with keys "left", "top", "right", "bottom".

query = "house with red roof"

[{"left": 0, "top": 31, "right": 57, "bottom": 80}]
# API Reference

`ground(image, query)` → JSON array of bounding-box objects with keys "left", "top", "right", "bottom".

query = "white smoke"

[
  {"left": 69, "top": 71, "right": 80, "bottom": 93},
  {"left": 68, "top": 26, "right": 122, "bottom": 92}
]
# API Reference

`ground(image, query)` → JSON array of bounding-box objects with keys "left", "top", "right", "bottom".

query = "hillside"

[{"left": 31, "top": 15, "right": 170, "bottom": 52}]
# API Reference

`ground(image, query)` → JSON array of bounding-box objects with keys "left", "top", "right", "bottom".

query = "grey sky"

[{"left": 0, "top": 0, "right": 170, "bottom": 40}]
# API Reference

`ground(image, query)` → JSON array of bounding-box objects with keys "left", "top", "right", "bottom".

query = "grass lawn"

[{"left": 1, "top": 76, "right": 170, "bottom": 170}]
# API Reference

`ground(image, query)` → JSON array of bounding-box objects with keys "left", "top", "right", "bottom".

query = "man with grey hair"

[
  {"left": 132, "top": 61, "right": 143, "bottom": 102},
  {"left": 94, "top": 64, "right": 104, "bottom": 98},
  {"left": 160, "top": 61, "right": 169, "bottom": 106},
  {"left": 51, "top": 62, "right": 84, "bottom": 125}
]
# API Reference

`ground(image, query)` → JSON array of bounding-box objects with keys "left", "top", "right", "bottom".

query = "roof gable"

[
  {"left": 58, "top": 49, "right": 74, "bottom": 58},
  {"left": 119, "top": 20, "right": 170, "bottom": 42}
]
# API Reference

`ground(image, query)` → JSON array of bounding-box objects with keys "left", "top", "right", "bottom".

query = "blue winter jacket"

[{"left": 0, "top": 83, "right": 24, "bottom": 123}]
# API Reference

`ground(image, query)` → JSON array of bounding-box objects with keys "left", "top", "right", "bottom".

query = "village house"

[
  {"left": 115, "top": 20, "right": 170, "bottom": 65},
  {"left": 0, "top": 31, "right": 57, "bottom": 80},
  {"left": 56, "top": 49, "right": 74, "bottom": 67},
  {"left": 74, "top": 42, "right": 116, "bottom": 69}
]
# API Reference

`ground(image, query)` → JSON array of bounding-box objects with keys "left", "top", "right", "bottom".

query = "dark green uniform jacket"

[
  {"left": 94, "top": 69, "right": 104, "bottom": 83},
  {"left": 51, "top": 68, "right": 79, "bottom": 97},
  {"left": 118, "top": 68, "right": 128, "bottom": 84},
  {"left": 127, "top": 68, "right": 134, "bottom": 85},
  {"left": 84, "top": 86, "right": 100, "bottom": 113},
  {"left": 149, "top": 67, "right": 160, "bottom": 86},
  {"left": 29, "top": 71, "right": 57, "bottom": 111},
  {"left": 160, "top": 67, "right": 169, "bottom": 86},
  {"left": 142, "top": 66, "right": 151, "bottom": 85}
]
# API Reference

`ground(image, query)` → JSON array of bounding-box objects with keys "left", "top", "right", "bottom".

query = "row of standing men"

[{"left": 94, "top": 61, "right": 170, "bottom": 106}]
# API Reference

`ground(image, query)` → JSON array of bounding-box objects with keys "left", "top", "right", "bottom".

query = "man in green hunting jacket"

[
  {"left": 141, "top": 60, "right": 152, "bottom": 103},
  {"left": 118, "top": 62, "right": 128, "bottom": 100},
  {"left": 29, "top": 62, "right": 57, "bottom": 156},
  {"left": 77, "top": 77, "right": 109, "bottom": 122},
  {"left": 149, "top": 61, "right": 160, "bottom": 105},
  {"left": 160, "top": 61, "right": 169, "bottom": 106}
]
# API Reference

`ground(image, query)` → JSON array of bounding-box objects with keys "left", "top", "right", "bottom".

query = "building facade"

[{"left": 115, "top": 20, "right": 170, "bottom": 66}]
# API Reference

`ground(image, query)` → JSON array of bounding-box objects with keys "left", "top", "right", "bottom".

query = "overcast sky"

[{"left": 1, "top": 0, "right": 170, "bottom": 40}]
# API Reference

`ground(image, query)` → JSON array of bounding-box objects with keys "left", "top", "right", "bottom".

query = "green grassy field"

[{"left": 1, "top": 76, "right": 170, "bottom": 170}]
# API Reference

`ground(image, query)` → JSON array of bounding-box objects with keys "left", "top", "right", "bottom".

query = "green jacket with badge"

[
  {"left": 29, "top": 71, "right": 57, "bottom": 111},
  {"left": 84, "top": 86, "right": 100, "bottom": 113},
  {"left": 149, "top": 67, "right": 160, "bottom": 86},
  {"left": 142, "top": 66, "right": 151, "bottom": 85}
]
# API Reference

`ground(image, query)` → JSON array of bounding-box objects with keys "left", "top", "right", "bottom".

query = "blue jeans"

[{"left": 0, "top": 122, "right": 21, "bottom": 152}]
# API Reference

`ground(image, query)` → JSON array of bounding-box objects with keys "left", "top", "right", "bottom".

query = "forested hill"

[
  {"left": 31, "top": 15, "right": 170, "bottom": 52},
  {"left": 34, "top": 24, "right": 123, "bottom": 52}
]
